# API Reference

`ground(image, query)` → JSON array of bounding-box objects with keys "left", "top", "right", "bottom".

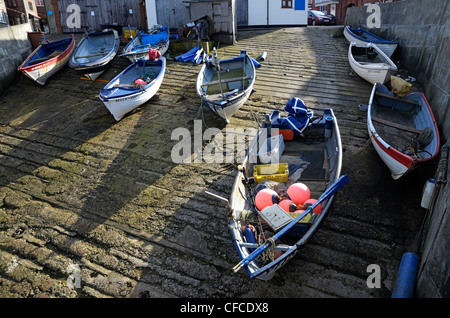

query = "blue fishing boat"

[
  {"left": 344, "top": 26, "right": 399, "bottom": 57},
  {"left": 120, "top": 25, "right": 169, "bottom": 63}
]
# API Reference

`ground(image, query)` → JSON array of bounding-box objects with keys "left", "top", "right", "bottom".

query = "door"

[{"left": 58, "top": 0, "right": 141, "bottom": 33}]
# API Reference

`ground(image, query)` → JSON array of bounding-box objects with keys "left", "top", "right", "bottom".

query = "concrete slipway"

[{"left": 0, "top": 27, "right": 433, "bottom": 298}]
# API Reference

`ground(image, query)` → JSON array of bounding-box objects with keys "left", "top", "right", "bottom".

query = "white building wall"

[
  {"left": 248, "top": 0, "right": 307, "bottom": 26},
  {"left": 145, "top": 0, "right": 158, "bottom": 27},
  {"left": 248, "top": 0, "right": 268, "bottom": 25}
]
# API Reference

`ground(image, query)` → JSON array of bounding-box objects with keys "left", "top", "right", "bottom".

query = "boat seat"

[
  {"left": 376, "top": 91, "right": 419, "bottom": 106},
  {"left": 201, "top": 76, "right": 250, "bottom": 87},
  {"left": 371, "top": 116, "right": 422, "bottom": 134},
  {"left": 75, "top": 52, "right": 109, "bottom": 59}
]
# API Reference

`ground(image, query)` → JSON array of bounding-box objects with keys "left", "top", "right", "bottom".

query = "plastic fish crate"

[{"left": 253, "top": 163, "right": 289, "bottom": 183}]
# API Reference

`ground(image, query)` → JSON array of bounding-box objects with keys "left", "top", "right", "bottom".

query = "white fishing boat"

[
  {"left": 99, "top": 57, "right": 166, "bottom": 121},
  {"left": 348, "top": 42, "right": 397, "bottom": 85},
  {"left": 69, "top": 29, "right": 120, "bottom": 81},
  {"left": 367, "top": 83, "right": 440, "bottom": 179},
  {"left": 196, "top": 49, "right": 256, "bottom": 123}
]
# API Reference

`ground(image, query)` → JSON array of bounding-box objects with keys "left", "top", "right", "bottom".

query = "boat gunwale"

[
  {"left": 348, "top": 42, "right": 398, "bottom": 71},
  {"left": 345, "top": 26, "right": 399, "bottom": 45}
]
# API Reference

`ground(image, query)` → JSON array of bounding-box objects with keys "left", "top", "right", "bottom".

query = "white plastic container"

[
  {"left": 420, "top": 178, "right": 435, "bottom": 209},
  {"left": 258, "top": 134, "right": 285, "bottom": 164}
]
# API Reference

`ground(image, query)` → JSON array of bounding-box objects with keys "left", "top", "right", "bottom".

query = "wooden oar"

[{"left": 232, "top": 174, "right": 349, "bottom": 273}]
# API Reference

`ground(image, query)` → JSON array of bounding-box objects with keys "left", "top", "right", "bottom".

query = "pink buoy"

[
  {"left": 134, "top": 79, "right": 147, "bottom": 85},
  {"left": 255, "top": 188, "right": 280, "bottom": 211},
  {"left": 303, "top": 198, "right": 322, "bottom": 214},
  {"left": 287, "top": 183, "right": 310, "bottom": 205},
  {"left": 279, "top": 199, "right": 297, "bottom": 212}
]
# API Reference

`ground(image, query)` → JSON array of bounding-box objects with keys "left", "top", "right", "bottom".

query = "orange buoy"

[
  {"left": 287, "top": 183, "right": 310, "bottom": 205},
  {"left": 304, "top": 198, "right": 322, "bottom": 214},
  {"left": 279, "top": 199, "right": 297, "bottom": 212},
  {"left": 255, "top": 188, "right": 280, "bottom": 211}
]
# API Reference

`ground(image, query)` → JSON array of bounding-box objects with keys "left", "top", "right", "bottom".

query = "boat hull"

[
  {"left": 99, "top": 58, "right": 166, "bottom": 121},
  {"left": 18, "top": 35, "right": 75, "bottom": 85},
  {"left": 200, "top": 84, "right": 254, "bottom": 123},
  {"left": 367, "top": 83, "right": 440, "bottom": 179},
  {"left": 348, "top": 42, "right": 397, "bottom": 85},
  {"left": 228, "top": 108, "right": 342, "bottom": 280},
  {"left": 344, "top": 26, "right": 398, "bottom": 58}
]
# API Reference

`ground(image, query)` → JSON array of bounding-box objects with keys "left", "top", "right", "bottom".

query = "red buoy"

[
  {"left": 287, "top": 183, "right": 310, "bottom": 205},
  {"left": 304, "top": 198, "right": 322, "bottom": 214},
  {"left": 255, "top": 188, "right": 280, "bottom": 211},
  {"left": 279, "top": 199, "right": 297, "bottom": 212}
]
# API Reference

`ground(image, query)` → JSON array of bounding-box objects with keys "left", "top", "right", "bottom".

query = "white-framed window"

[
  {"left": 35, "top": 0, "right": 44, "bottom": 6},
  {"left": 282, "top": 0, "right": 293, "bottom": 8}
]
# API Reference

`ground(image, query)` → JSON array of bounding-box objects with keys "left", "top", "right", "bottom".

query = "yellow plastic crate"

[
  {"left": 287, "top": 212, "right": 313, "bottom": 224},
  {"left": 124, "top": 29, "right": 137, "bottom": 38},
  {"left": 253, "top": 163, "right": 289, "bottom": 183}
]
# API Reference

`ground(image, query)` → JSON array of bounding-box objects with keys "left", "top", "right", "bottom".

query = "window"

[
  {"left": 35, "top": 0, "right": 45, "bottom": 6},
  {"left": 28, "top": 1, "right": 34, "bottom": 11},
  {"left": 0, "top": 10, "right": 7, "bottom": 24},
  {"left": 282, "top": 0, "right": 292, "bottom": 8}
]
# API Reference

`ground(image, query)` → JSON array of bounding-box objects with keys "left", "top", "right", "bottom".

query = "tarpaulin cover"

[
  {"left": 270, "top": 97, "right": 313, "bottom": 135},
  {"left": 140, "top": 31, "right": 168, "bottom": 46}
]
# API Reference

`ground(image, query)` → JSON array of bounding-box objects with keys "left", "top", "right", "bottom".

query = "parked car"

[
  {"left": 326, "top": 14, "right": 337, "bottom": 25},
  {"left": 308, "top": 10, "right": 333, "bottom": 25}
]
